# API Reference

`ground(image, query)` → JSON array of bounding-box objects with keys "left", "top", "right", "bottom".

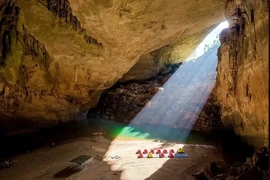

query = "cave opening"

[
  {"left": 87, "top": 21, "right": 254, "bottom": 163},
  {"left": 0, "top": 0, "right": 268, "bottom": 179},
  {"left": 89, "top": 22, "right": 230, "bottom": 137},
  {"left": 0, "top": 21, "right": 255, "bottom": 171}
]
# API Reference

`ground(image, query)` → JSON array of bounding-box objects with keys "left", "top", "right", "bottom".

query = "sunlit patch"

[
  {"left": 114, "top": 127, "right": 151, "bottom": 140},
  {"left": 104, "top": 140, "right": 187, "bottom": 180},
  {"left": 104, "top": 21, "right": 229, "bottom": 179}
]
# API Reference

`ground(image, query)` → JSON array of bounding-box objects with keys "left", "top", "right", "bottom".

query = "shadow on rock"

[
  {"left": 54, "top": 165, "right": 83, "bottom": 178},
  {"left": 192, "top": 146, "right": 269, "bottom": 180}
]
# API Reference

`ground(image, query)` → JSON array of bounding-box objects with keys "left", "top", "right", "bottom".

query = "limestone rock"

[
  {"left": 0, "top": 0, "right": 225, "bottom": 133},
  {"left": 215, "top": 0, "right": 268, "bottom": 148},
  {"left": 193, "top": 146, "right": 269, "bottom": 180}
]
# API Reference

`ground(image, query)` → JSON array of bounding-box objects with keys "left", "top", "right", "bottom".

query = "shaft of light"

[
  {"left": 114, "top": 46, "right": 219, "bottom": 142},
  {"left": 114, "top": 21, "right": 229, "bottom": 142}
]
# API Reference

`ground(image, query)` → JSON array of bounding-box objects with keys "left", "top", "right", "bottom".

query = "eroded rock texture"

[
  {"left": 216, "top": 0, "right": 268, "bottom": 148},
  {"left": 0, "top": 0, "right": 225, "bottom": 133}
]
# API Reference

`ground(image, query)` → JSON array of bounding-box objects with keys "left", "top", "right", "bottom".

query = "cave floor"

[{"left": 0, "top": 135, "right": 223, "bottom": 180}]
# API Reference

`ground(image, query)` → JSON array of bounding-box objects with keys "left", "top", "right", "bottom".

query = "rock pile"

[
  {"left": 93, "top": 64, "right": 179, "bottom": 123},
  {"left": 193, "top": 146, "right": 269, "bottom": 180}
]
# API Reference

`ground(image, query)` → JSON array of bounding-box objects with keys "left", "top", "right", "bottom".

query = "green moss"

[
  {"left": 1, "top": 41, "right": 23, "bottom": 84},
  {"left": 0, "top": 12, "right": 24, "bottom": 84}
]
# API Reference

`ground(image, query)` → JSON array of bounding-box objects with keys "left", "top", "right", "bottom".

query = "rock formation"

[
  {"left": 0, "top": 0, "right": 225, "bottom": 133},
  {"left": 193, "top": 146, "right": 269, "bottom": 180},
  {"left": 215, "top": 0, "right": 268, "bottom": 148}
]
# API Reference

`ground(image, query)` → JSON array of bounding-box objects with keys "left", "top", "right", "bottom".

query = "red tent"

[
  {"left": 159, "top": 153, "right": 165, "bottom": 158},
  {"left": 143, "top": 149, "right": 148, "bottom": 154},
  {"left": 138, "top": 154, "right": 143, "bottom": 158}
]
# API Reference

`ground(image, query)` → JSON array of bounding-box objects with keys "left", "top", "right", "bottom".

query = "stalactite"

[
  {"left": 36, "top": 0, "right": 103, "bottom": 48},
  {"left": 0, "top": 0, "right": 20, "bottom": 66},
  {"left": 22, "top": 25, "right": 52, "bottom": 68}
]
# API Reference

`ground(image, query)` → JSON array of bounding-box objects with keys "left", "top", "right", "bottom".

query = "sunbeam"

[
  {"left": 102, "top": 21, "right": 229, "bottom": 179},
  {"left": 115, "top": 47, "right": 218, "bottom": 141},
  {"left": 112, "top": 21, "right": 229, "bottom": 142}
]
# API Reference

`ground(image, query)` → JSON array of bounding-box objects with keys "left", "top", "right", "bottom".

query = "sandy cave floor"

[{"left": 0, "top": 136, "right": 223, "bottom": 180}]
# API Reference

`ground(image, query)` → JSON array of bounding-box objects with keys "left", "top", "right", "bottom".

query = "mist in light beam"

[
  {"left": 136, "top": 50, "right": 218, "bottom": 125},
  {"left": 112, "top": 47, "right": 218, "bottom": 142},
  {"left": 114, "top": 22, "right": 228, "bottom": 142}
]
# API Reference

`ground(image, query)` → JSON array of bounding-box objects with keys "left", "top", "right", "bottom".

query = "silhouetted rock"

[{"left": 193, "top": 146, "right": 269, "bottom": 180}]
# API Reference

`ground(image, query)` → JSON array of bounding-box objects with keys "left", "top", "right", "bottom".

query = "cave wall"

[
  {"left": 0, "top": 0, "right": 225, "bottom": 133},
  {"left": 216, "top": 0, "right": 268, "bottom": 148},
  {"left": 120, "top": 25, "right": 216, "bottom": 82},
  {"left": 0, "top": 0, "right": 105, "bottom": 134}
]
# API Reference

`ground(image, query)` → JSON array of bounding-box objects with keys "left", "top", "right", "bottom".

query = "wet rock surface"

[{"left": 193, "top": 146, "right": 269, "bottom": 180}]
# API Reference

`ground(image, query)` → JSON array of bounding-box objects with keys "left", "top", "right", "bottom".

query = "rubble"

[
  {"left": 193, "top": 146, "right": 269, "bottom": 180},
  {"left": 92, "top": 64, "right": 180, "bottom": 123}
]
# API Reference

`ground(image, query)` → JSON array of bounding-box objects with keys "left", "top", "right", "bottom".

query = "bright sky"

[{"left": 187, "top": 21, "right": 229, "bottom": 60}]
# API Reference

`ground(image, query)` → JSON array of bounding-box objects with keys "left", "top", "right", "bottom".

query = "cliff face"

[
  {"left": 0, "top": 0, "right": 225, "bottom": 133},
  {"left": 216, "top": 0, "right": 268, "bottom": 148}
]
